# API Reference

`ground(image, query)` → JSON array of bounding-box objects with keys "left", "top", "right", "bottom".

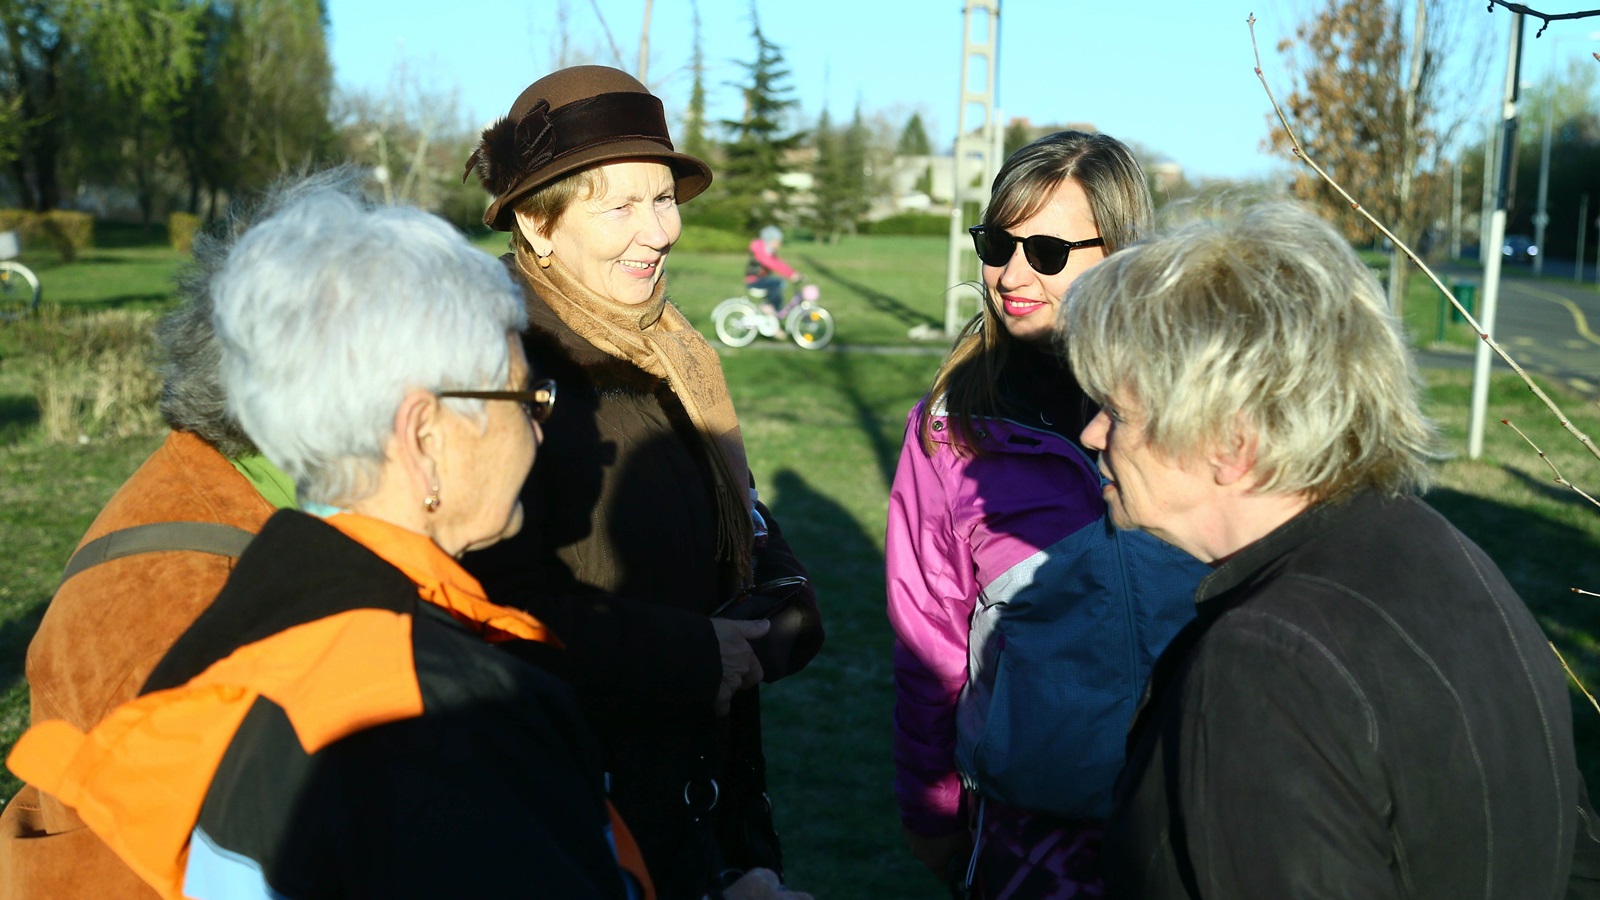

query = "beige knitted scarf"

[{"left": 515, "top": 246, "right": 755, "bottom": 588}]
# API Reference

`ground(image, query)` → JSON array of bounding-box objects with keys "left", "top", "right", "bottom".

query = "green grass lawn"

[{"left": 4, "top": 229, "right": 1600, "bottom": 899}]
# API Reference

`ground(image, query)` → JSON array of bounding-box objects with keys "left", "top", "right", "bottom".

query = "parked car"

[{"left": 1503, "top": 234, "right": 1538, "bottom": 263}]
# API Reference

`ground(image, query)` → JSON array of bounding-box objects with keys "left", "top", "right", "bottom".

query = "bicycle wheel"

[
  {"left": 714, "top": 300, "right": 762, "bottom": 347},
  {"left": 710, "top": 296, "right": 749, "bottom": 323},
  {"left": 0, "top": 261, "right": 41, "bottom": 323},
  {"left": 787, "top": 303, "right": 835, "bottom": 350}
]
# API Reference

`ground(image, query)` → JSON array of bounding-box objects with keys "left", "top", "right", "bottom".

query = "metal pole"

[
  {"left": 1469, "top": 12, "right": 1525, "bottom": 460},
  {"left": 1480, "top": 122, "right": 1495, "bottom": 256},
  {"left": 941, "top": 0, "right": 1001, "bottom": 338},
  {"left": 1452, "top": 157, "right": 1462, "bottom": 260},
  {"left": 1578, "top": 194, "right": 1589, "bottom": 284},
  {"left": 1534, "top": 72, "right": 1552, "bottom": 277}
]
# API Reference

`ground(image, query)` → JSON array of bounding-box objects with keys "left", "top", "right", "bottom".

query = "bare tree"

[{"left": 1272, "top": 0, "right": 1486, "bottom": 313}]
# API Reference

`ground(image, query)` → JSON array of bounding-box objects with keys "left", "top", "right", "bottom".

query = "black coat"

[
  {"left": 1104, "top": 492, "right": 1600, "bottom": 898},
  {"left": 145, "top": 511, "right": 633, "bottom": 899},
  {"left": 464, "top": 272, "right": 823, "bottom": 899}
]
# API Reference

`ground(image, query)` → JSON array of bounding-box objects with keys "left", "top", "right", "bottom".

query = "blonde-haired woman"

[{"left": 886, "top": 131, "right": 1207, "bottom": 898}]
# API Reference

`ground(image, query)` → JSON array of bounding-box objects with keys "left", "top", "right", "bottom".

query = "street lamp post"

[{"left": 1533, "top": 31, "right": 1600, "bottom": 279}]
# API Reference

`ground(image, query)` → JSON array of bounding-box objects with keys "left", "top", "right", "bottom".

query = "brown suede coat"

[{"left": 0, "top": 430, "right": 274, "bottom": 900}]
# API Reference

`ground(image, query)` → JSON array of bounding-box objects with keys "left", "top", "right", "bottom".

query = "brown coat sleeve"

[{"left": 0, "top": 431, "right": 274, "bottom": 900}]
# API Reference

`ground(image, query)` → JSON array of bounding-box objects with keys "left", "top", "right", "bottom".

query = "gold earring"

[
  {"left": 536, "top": 253, "right": 552, "bottom": 269},
  {"left": 423, "top": 486, "right": 440, "bottom": 512}
]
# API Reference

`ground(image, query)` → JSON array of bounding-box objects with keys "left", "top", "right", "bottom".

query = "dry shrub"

[{"left": 14, "top": 307, "right": 162, "bottom": 442}]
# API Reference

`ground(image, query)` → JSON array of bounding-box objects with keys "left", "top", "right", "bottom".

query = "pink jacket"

[
  {"left": 745, "top": 239, "right": 797, "bottom": 282},
  {"left": 885, "top": 402, "right": 1102, "bottom": 836}
]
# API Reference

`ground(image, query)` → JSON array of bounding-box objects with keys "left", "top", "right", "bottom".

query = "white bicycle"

[
  {"left": 0, "top": 230, "right": 41, "bottom": 323},
  {"left": 712, "top": 281, "right": 835, "bottom": 350}
]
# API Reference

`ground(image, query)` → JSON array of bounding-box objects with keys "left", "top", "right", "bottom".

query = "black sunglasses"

[
  {"left": 438, "top": 378, "right": 557, "bottom": 423},
  {"left": 969, "top": 225, "right": 1105, "bottom": 276}
]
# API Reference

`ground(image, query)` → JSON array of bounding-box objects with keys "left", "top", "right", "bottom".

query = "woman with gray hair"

[
  {"left": 7, "top": 185, "right": 659, "bottom": 898},
  {"left": 1064, "top": 201, "right": 1600, "bottom": 897}
]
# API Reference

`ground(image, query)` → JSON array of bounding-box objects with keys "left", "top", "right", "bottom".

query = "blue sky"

[{"left": 325, "top": 1, "right": 1577, "bottom": 183}]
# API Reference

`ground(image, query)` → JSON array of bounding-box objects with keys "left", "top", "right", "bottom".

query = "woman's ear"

[
  {"left": 391, "top": 389, "right": 443, "bottom": 501},
  {"left": 1210, "top": 414, "right": 1258, "bottom": 488},
  {"left": 514, "top": 210, "right": 555, "bottom": 258}
]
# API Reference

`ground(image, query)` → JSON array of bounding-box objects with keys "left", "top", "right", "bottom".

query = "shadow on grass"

[
  {"left": 763, "top": 467, "right": 918, "bottom": 894},
  {"left": 0, "top": 597, "right": 47, "bottom": 705},
  {"left": 1424, "top": 485, "right": 1600, "bottom": 794},
  {"left": 798, "top": 255, "right": 940, "bottom": 332},
  {"left": 821, "top": 350, "right": 904, "bottom": 491},
  {"left": 0, "top": 394, "right": 39, "bottom": 444},
  {"left": 48, "top": 294, "right": 172, "bottom": 312}
]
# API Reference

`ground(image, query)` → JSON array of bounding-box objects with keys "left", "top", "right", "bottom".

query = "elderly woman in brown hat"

[{"left": 461, "top": 65, "right": 823, "bottom": 900}]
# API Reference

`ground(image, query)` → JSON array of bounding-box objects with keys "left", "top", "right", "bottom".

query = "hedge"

[
  {"left": 858, "top": 213, "right": 949, "bottom": 237},
  {"left": 0, "top": 209, "right": 95, "bottom": 261},
  {"left": 168, "top": 212, "right": 201, "bottom": 255}
]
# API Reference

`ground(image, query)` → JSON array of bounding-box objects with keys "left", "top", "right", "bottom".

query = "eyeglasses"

[
  {"left": 969, "top": 225, "right": 1105, "bottom": 276},
  {"left": 438, "top": 378, "right": 557, "bottom": 423}
]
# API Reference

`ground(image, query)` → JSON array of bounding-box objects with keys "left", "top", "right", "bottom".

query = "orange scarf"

[{"left": 321, "top": 511, "right": 559, "bottom": 645}]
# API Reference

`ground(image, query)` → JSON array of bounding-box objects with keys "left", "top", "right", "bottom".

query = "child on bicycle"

[{"left": 746, "top": 225, "right": 802, "bottom": 317}]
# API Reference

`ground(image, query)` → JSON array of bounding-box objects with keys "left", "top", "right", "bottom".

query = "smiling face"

[
  {"left": 518, "top": 160, "right": 681, "bottom": 306},
  {"left": 1079, "top": 390, "right": 1218, "bottom": 561},
  {"left": 984, "top": 177, "right": 1107, "bottom": 345}
]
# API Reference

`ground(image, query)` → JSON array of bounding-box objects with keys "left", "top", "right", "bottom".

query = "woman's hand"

[
  {"left": 716, "top": 867, "right": 812, "bottom": 899},
  {"left": 710, "top": 618, "right": 769, "bottom": 715}
]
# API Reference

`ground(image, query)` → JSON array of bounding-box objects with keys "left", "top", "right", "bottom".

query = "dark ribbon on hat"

[{"left": 463, "top": 91, "right": 675, "bottom": 184}]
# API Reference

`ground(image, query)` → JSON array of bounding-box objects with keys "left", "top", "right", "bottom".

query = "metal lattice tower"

[{"left": 942, "top": 0, "right": 1002, "bottom": 337}]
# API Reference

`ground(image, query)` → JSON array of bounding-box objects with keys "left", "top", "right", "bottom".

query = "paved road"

[{"left": 1421, "top": 263, "right": 1600, "bottom": 395}]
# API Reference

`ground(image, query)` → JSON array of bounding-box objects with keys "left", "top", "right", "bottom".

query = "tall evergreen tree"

[
  {"left": 808, "top": 102, "right": 873, "bottom": 242},
  {"left": 680, "top": 0, "right": 710, "bottom": 162},
  {"left": 808, "top": 107, "right": 845, "bottom": 240},
  {"left": 897, "top": 112, "right": 931, "bottom": 156},
  {"left": 716, "top": 3, "right": 802, "bottom": 233}
]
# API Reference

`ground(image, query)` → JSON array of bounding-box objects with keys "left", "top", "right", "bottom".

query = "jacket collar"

[{"left": 1194, "top": 491, "right": 1389, "bottom": 606}]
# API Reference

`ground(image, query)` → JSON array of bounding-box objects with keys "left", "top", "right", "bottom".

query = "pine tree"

[
  {"left": 808, "top": 108, "right": 845, "bottom": 241},
  {"left": 716, "top": 3, "right": 803, "bottom": 233},
  {"left": 897, "top": 112, "right": 931, "bottom": 156},
  {"left": 808, "top": 102, "right": 872, "bottom": 242},
  {"left": 839, "top": 102, "right": 871, "bottom": 224},
  {"left": 680, "top": 0, "right": 710, "bottom": 161}
]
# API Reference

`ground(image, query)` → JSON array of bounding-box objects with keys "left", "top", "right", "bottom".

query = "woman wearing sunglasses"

[{"left": 886, "top": 131, "right": 1208, "bottom": 898}]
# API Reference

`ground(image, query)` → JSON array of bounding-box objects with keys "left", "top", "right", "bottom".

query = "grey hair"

[
  {"left": 1062, "top": 201, "right": 1436, "bottom": 502},
  {"left": 210, "top": 184, "right": 527, "bottom": 506},
  {"left": 759, "top": 225, "right": 783, "bottom": 244},
  {"left": 156, "top": 167, "right": 373, "bottom": 457}
]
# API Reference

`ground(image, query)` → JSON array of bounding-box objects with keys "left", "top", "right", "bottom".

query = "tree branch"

[{"left": 1484, "top": 1, "right": 1600, "bottom": 38}]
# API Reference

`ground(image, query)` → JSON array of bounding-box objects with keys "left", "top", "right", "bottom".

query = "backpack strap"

[{"left": 58, "top": 522, "right": 255, "bottom": 589}]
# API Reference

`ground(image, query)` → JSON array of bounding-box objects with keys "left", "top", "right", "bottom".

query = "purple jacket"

[
  {"left": 887, "top": 400, "right": 1201, "bottom": 835},
  {"left": 887, "top": 401, "right": 1103, "bottom": 834}
]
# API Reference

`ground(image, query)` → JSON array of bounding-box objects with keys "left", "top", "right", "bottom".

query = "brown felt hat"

[{"left": 464, "top": 65, "right": 713, "bottom": 232}]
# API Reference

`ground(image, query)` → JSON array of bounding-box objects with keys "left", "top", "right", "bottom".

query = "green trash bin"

[{"left": 1449, "top": 281, "right": 1477, "bottom": 324}]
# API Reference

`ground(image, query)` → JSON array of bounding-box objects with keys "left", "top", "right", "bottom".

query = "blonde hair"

[
  {"left": 1062, "top": 201, "right": 1436, "bottom": 501},
  {"left": 920, "top": 131, "right": 1154, "bottom": 455},
  {"left": 513, "top": 165, "right": 609, "bottom": 238}
]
